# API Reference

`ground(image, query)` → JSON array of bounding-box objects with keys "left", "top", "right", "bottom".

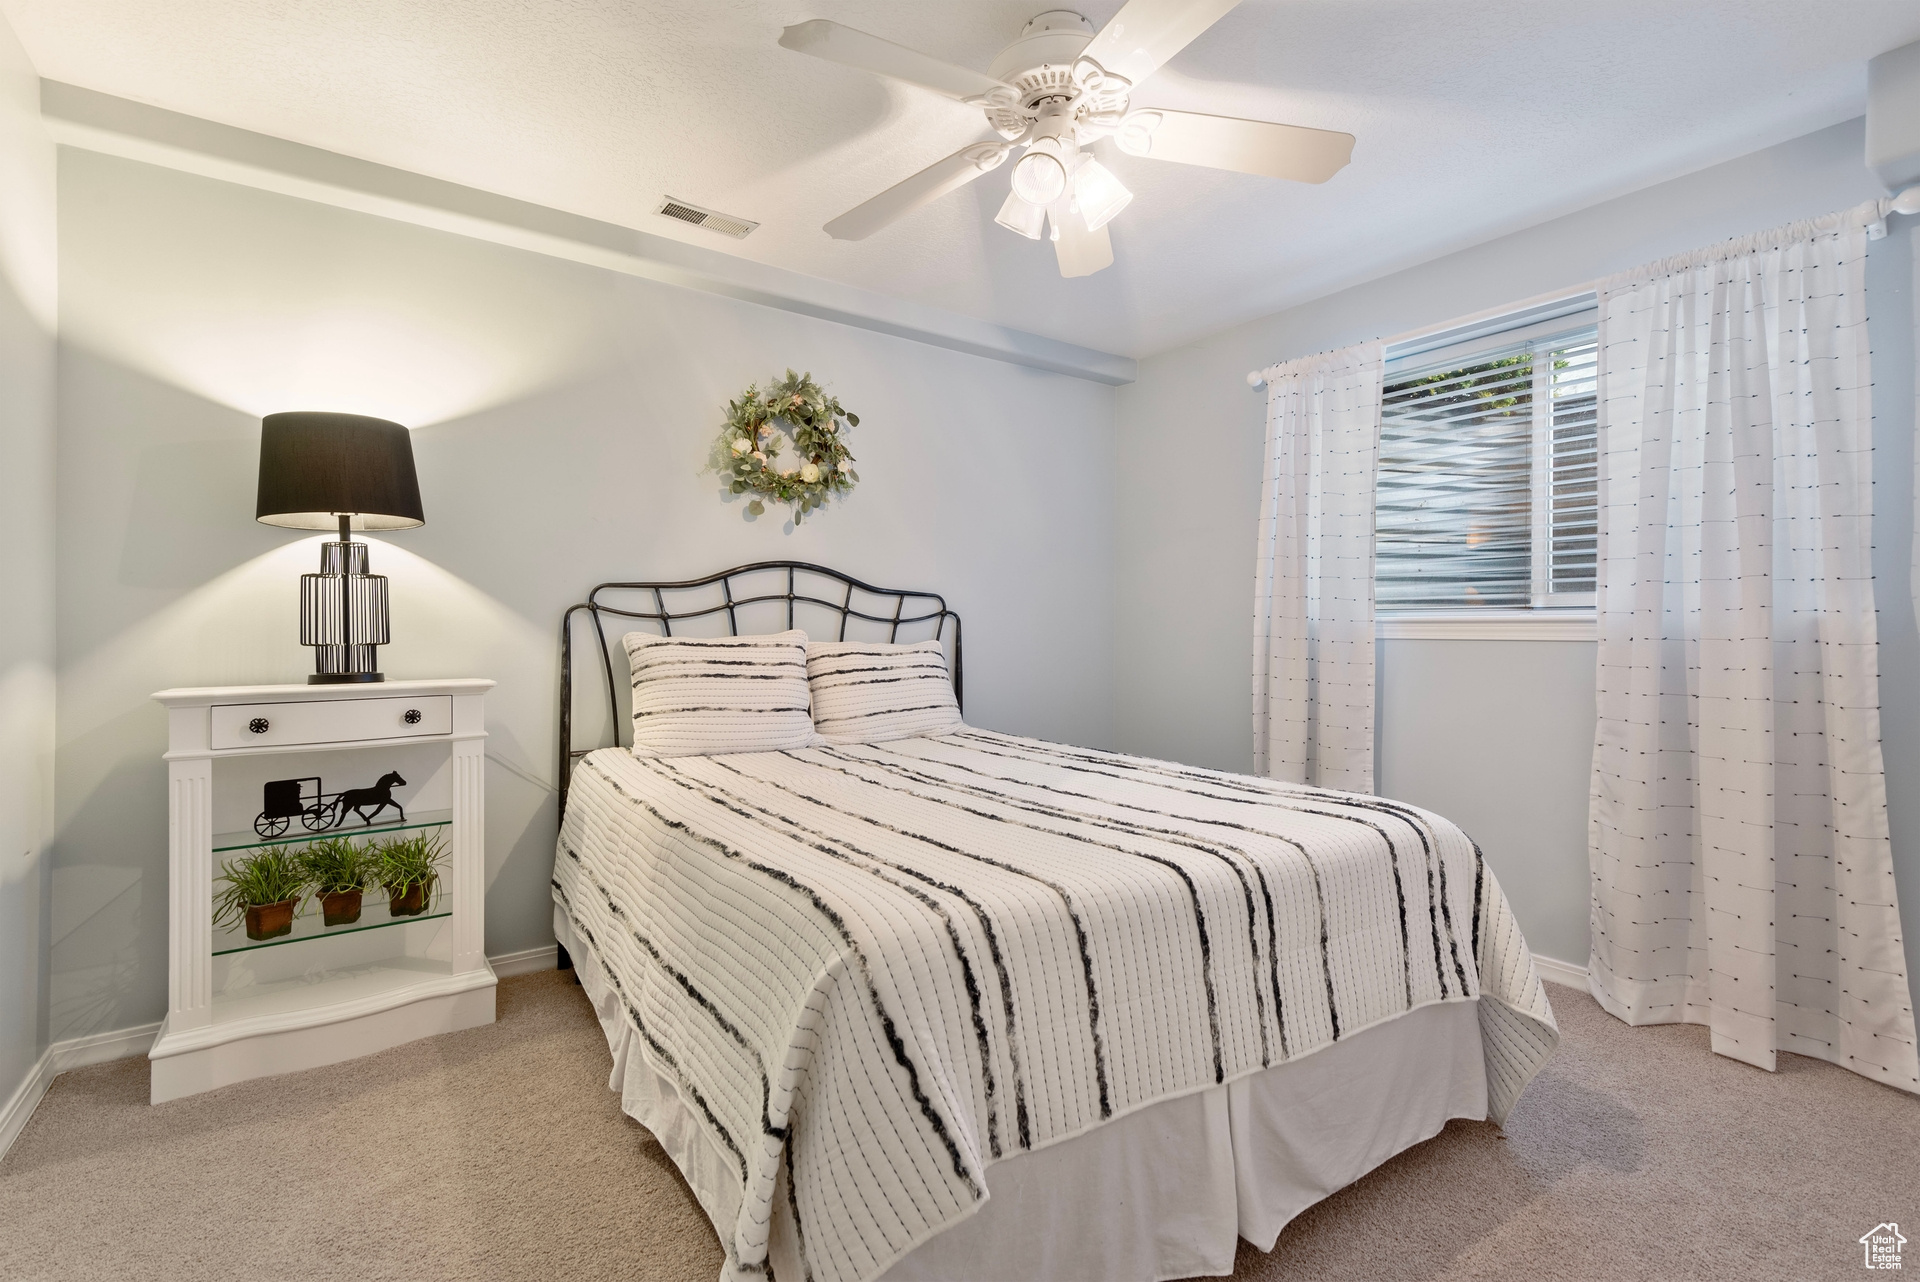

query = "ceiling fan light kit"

[
  {"left": 1012, "top": 143, "right": 1070, "bottom": 206},
  {"left": 1071, "top": 157, "right": 1133, "bottom": 231},
  {"left": 781, "top": 1, "right": 1355, "bottom": 278},
  {"left": 995, "top": 189, "right": 1049, "bottom": 239}
]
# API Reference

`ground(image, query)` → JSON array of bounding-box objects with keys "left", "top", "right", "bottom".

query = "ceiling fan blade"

[
  {"left": 1115, "top": 109, "right": 1354, "bottom": 183},
  {"left": 824, "top": 142, "right": 1012, "bottom": 241},
  {"left": 1080, "top": 0, "right": 1244, "bottom": 86},
  {"left": 1052, "top": 206, "right": 1114, "bottom": 278},
  {"left": 780, "top": 20, "right": 1013, "bottom": 103}
]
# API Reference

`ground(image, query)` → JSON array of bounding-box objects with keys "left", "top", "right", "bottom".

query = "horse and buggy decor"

[{"left": 252, "top": 770, "right": 409, "bottom": 837}]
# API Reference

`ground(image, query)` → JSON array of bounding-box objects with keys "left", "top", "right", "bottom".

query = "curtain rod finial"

[{"left": 1246, "top": 370, "right": 1265, "bottom": 388}]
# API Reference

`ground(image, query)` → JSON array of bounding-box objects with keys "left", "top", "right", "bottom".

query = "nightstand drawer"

[{"left": 210, "top": 696, "right": 453, "bottom": 750}]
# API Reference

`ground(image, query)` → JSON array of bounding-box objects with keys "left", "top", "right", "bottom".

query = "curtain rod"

[
  {"left": 1245, "top": 279, "right": 1601, "bottom": 388},
  {"left": 1244, "top": 191, "right": 1920, "bottom": 388}
]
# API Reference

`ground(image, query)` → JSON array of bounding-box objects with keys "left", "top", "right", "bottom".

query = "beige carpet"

[{"left": 2, "top": 971, "right": 1915, "bottom": 1282}]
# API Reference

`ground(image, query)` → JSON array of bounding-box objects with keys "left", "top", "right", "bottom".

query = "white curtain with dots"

[
  {"left": 1588, "top": 202, "right": 1920, "bottom": 1093},
  {"left": 1250, "top": 342, "right": 1383, "bottom": 792}
]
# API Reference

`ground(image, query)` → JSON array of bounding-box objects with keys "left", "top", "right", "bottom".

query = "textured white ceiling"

[{"left": 6, "top": 1, "right": 1918, "bottom": 357}]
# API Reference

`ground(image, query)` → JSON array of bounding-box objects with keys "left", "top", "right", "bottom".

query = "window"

[{"left": 1375, "top": 316, "right": 1597, "bottom": 615}]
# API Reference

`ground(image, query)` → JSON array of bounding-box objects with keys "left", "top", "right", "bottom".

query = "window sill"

[{"left": 1376, "top": 612, "right": 1596, "bottom": 641}]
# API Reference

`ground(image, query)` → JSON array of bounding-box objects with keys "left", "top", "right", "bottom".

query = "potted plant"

[
  {"left": 213, "top": 847, "right": 308, "bottom": 941},
  {"left": 374, "top": 832, "right": 446, "bottom": 917},
  {"left": 298, "top": 835, "right": 373, "bottom": 926}
]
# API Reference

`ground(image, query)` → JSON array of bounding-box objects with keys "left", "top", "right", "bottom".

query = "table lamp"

[{"left": 255, "top": 411, "right": 424, "bottom": 684}]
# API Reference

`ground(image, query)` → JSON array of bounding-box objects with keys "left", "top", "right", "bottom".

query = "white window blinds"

[{"left": 1376, "top": 323, "right": 1597, "bottom": 610}]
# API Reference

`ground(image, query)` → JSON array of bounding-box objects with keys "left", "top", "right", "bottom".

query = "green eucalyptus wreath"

[{"left": 710, "top": 370, "right": 861, "bottom": 523}]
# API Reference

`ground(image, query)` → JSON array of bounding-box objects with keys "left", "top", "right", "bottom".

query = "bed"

[{"left": 555, "top": 563, "right": 1558, "bottom": 1282}]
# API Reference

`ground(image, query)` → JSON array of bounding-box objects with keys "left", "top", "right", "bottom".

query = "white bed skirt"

[{"left": 557, "top": 905, "right": 1487, "bottom": 1282}]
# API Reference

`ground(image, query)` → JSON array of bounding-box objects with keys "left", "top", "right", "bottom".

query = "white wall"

[
  {"left": 0, "top": 18, "right": 56, "bottom": 1121},
  {"left": 49, "top": 148, "right": 1118, "bottom": 1042},
  {"left": 1112, "top": 118, "right": 1920, "bottom": 990},
  {"left": 35, "top": 98, "right": 1920, "bottom": 1061}
]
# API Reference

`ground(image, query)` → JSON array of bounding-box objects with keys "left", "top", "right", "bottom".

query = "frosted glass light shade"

[
  {"left": 1011, "top": 149, "right": 1068, "bottom": 206},
  {"left": 995, "top": 190, "right": 1047, "bottom": 239},
  {"left": 1072, "top": 158, "right": 1133, "bottom": 232}
]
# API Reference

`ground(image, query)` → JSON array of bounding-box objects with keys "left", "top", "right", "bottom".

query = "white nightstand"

[{"left": 147, "top": 679, "right": 498, "bottom": 1103}]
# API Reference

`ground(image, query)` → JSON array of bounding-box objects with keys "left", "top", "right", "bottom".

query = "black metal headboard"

[{"left": 558, "top": 561, "right": 962, "bottom": 816}]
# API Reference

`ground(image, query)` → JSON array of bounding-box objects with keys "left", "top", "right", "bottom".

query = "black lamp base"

[{"left": 302, "top": 524, "right": 392, "bottom": 686}]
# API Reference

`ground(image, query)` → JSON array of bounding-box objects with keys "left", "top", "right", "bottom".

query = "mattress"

[{"left": 553, "top": 729, "right": 1558, "bottom": 1282}]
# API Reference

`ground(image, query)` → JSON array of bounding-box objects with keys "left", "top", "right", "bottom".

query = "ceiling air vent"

[{"left": 655, "top": 197, "right": 759, "bottom": 239}]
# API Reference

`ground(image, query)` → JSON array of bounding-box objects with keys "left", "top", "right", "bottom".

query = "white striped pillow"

[
  {"left": 805, "top": 640, "right": 963, "bottom": 744},
  {"left": 623, "top": 630, "right": 819, "bottom": 758}
]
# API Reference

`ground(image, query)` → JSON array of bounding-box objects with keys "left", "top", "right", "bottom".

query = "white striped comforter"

[{"left": 554, "top": 729, "right": 1558, "bottom": 1282}]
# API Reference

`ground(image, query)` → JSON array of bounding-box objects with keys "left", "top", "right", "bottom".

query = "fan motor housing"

[
  {"left": 988, "top": 10, "right": 1094, "bottom": 99},
  {"left": 983, "top": 10, "right": 1130, "bottom": 141}
]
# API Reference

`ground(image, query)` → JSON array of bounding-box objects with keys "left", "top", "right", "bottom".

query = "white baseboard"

[
  {"left": 0, "top": 1047, "right": 56, "bottom": 1162},
  {"left": 1, "top": 1019, "right": 164, "bottom": 1160},
  {"left": 488, "top": 944, "right": 559, "bottom": 978},
  {"left": 53, "top": 1020, "right": 164, "bottom": 1072},
  {"left": 2, "top": 939, "right": 564, "bottom": 1159},
  {"left": 1533, "top": 953, "right": 1591, "bottom": 991}
]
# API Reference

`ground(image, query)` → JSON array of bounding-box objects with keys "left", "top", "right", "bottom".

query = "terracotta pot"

[
  {"left": 388, "top": 883, "right": 429, "bottom": 917},
  {"left": 320, "top": 889, "right": 363, "bottom": 927},
  {"left": 244, "top": 898, "right": 298, "bottom": 941}
]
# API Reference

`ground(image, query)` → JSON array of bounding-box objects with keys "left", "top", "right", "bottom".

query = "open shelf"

[
  {"left": 213, "top": 808, "right": 452, "bottom": 855},
  {"left": 206, "top": 953, "right": 462, "bottom": 1025},
  {"left": 212, "top": 889, "right": 448, "bottom": 956}
]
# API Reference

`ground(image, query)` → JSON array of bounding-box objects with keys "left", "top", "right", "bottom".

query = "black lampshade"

[{"left": 256, "top": 412, "right": 425, "bottom": 531}]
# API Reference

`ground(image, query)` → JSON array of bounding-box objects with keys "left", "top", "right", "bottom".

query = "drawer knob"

[
  {"left": 248, "top": 717, "right": 271, "bottom": 735},
  {"left": 404, "top": 708, "right": 422, "bottom": 725}
]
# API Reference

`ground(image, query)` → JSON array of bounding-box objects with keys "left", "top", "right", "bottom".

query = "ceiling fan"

[{"left": 779, "top": 1, "right": 1355, "bottom": 278}]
